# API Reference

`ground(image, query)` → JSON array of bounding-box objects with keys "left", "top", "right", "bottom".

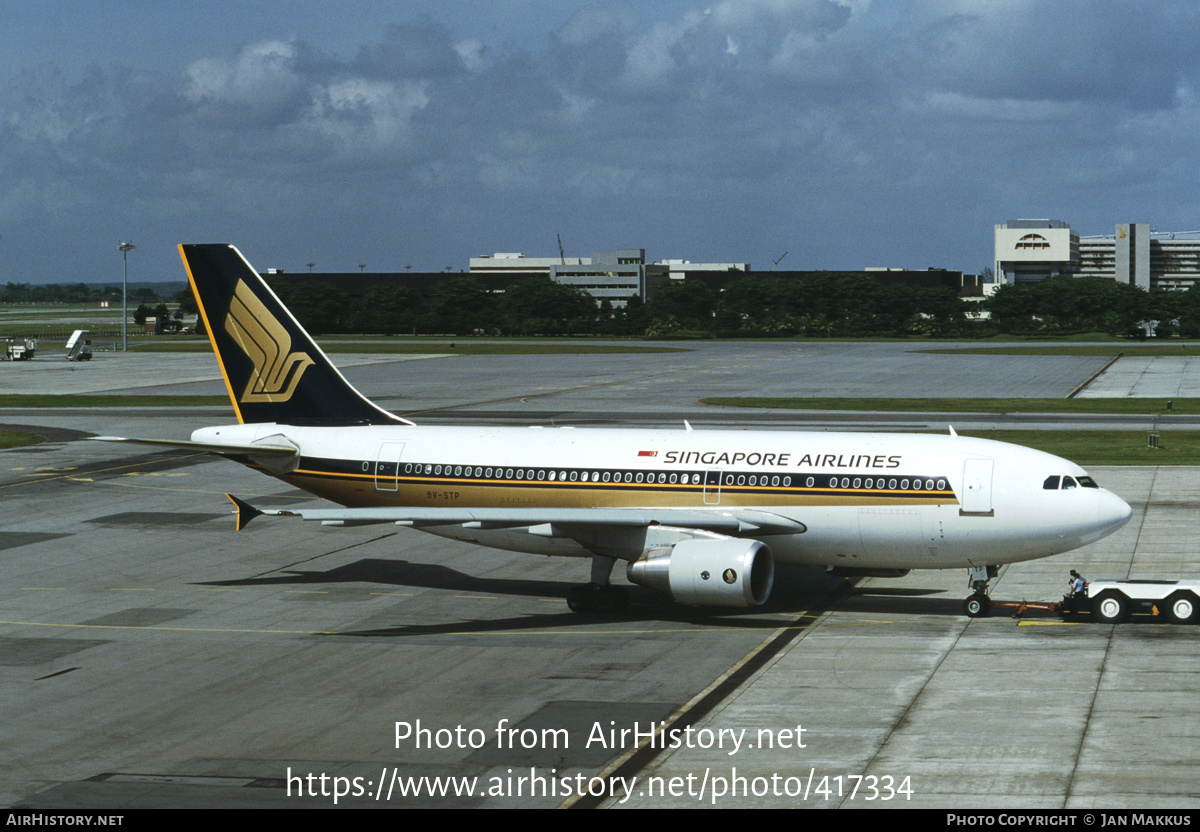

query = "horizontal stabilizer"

[
  {"left": 94, "top": 436, "right": 299, "bottom": 457},
  {"left": 226, "top": 493, "right": 264, "bottom": 531},
  {"left": 94, "top": 435, "right": 301, "bottom": 474}
]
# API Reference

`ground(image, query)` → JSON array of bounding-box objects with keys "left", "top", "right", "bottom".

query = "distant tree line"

[
  {"left": 647, "top": 273, "right": 967, "bottom": 337},
  {"left": 266, "top": 272, "right": 974, "bottom": 338},
  {"left": 0, "top": 282, "right": 164, "bottom": 304},
  {"left": 12, "top": 273, "right": 1200, "bottom": 339},
  {"left": 987, "top": 277, "right": 1200, "bottom": 337},
  {"left": 267, "top": 271, "right": 1200, "bottom": 339}
]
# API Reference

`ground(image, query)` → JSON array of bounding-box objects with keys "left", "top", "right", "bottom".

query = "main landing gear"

[
  {"left": 566, "top": 555, "right": 631, "bottom": 613},
  {"left": 963, "top": 564, "right": 1000, "bottom": 618}
]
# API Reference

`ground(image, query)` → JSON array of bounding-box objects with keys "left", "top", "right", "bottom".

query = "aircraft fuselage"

[{"left": 195, "top": 422, "right": 1133, "bottom": 571}]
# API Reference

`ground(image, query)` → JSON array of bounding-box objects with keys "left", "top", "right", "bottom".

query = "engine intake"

[{"left": 627, "top": 538, "right": 774, "bottom": 608}]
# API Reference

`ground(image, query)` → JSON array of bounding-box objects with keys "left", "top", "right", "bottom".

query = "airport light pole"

[{"left": 119, "top": 241, "right": 135, "bottom": 351}]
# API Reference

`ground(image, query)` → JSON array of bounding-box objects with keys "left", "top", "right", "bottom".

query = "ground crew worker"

[{"left": 1064, "top": 569, "right": 1086, "bottom": 613}]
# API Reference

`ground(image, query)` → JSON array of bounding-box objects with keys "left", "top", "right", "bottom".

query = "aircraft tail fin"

[{"left": 178, "top": 244, "right": 411, "bottom": 426}]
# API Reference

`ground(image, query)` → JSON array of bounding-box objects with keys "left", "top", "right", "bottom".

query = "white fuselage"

[{"left": 194, "top": 422, "right": 1134, "bottom": 572}]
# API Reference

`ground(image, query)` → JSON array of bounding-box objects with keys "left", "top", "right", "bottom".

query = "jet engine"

[{"left": 626, "top": 538, "right": 774, "bottom": 608}]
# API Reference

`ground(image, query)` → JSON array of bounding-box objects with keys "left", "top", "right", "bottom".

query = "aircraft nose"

[{"left": 1098, "top": 490, "right": 1133, "bottom": 533}]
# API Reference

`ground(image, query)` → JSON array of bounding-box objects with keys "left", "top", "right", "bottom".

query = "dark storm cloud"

[
  {"left": 911, "top": 3, "right": 1200, "bottom": 111},
  {"left": 2, "top": 0, "right": 1200, "bottom": 282}
]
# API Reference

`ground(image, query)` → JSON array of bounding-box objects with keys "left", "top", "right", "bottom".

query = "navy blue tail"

[{"left": 179, "top": 244, "right": 409, "bottom": 426}]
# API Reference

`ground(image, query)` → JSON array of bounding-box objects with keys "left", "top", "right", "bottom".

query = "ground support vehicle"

[
  {"left": 2, "top": 338, "right": 37, "bottom": 360},
  {"left": 1082, "top": 579, "right": 1200, "bottom": 624},
  {"left": 963, "top": 579, "right": 1200, "bottom": 624}
]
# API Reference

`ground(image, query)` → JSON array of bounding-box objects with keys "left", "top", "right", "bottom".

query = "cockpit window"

[{"left": 1045, "top": 474, "right": 1098, "bottom": 490}]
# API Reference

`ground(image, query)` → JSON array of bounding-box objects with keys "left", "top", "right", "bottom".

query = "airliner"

[{"left": 100, "top": 244, "right": 1133, "bottom": 615}]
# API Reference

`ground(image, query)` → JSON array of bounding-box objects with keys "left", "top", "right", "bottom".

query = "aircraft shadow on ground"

[
  {"left": 199, "top": 556, "right": 573, "bottom": 598},
  {"left": 834, "top": 586, "right": 972, "bottom": 617},
  {"left": 197, "top": 557, "right": 814, "bottom": 636},
  {"left": 194, "top": 558, "right": 1138, "bottom": 632}
]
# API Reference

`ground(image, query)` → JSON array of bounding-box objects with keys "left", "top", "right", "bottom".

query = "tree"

[
  {"left": 351, "top": 284, "right": 423, "bottom": 335},
  {"left": 646, "top": 280, "right": 717, "bottom": 330},
  {"left": 501, "top": 276, "right": 596, "bottom": 335},
  {"left": 267, "top": 280, "right": 353, "bottom": 335},
  {"left": 417, "top": 276, "right": 495, "bottom": 334}
]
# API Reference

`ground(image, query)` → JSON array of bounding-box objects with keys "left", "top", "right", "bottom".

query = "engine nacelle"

[{"left": 626, "top": 538, "right": 774, "bottom": 608}]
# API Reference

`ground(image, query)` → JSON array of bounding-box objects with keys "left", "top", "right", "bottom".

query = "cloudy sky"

[{"left": 3, "top": 0, "right": 1199, "bottom": 284}]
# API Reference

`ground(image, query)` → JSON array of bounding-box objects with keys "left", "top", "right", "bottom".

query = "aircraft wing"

[{"left": 226, "top": 494, "right": 806, "bottom": 537}]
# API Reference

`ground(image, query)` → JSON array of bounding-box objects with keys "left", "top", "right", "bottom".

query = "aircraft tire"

[
  {"left": 963, "top": 594, "right": 991, "bottom": 618},
  {"left": 567, "top": 585, "right": 598, "bottom": 613},
  {"left": 604, "top": 585, "right": 631, "bottom": 612},
  {"left": 567, "top": 584, "right": 629, "bottom": 613},
  {"left": 1165, "top": 591, "right": 1198, "bottom": 625},
  {"left": 1093, "top": 591, "right": 1129, "bottom": 624}
]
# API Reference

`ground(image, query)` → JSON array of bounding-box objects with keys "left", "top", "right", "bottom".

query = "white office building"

[
  {"left": 995, "top": 220, "right": 1200, "bottom": 290},
  {"left": 994, "top": 220, "right": 1079, "bottom": 284},
  {"left": 471, "top": 249, "right": 650, "bottom": 306}
]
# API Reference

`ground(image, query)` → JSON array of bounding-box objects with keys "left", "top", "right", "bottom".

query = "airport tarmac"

[
  {"left": 1078, "top": 355, "right": 1200, "bottom": 399},
  {"left": 2, "top": 343, "right": 1198, "bottom": 809}
]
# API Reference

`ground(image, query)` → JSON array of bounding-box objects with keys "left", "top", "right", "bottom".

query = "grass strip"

[
  {"left": 0, "top": 429, "right": 43, "bottom": 449},
  {"left": 0, "top": 395, "right": 231, "bottom": 408},
  {"left": 702, "top": 397, "right": 1200, "bottom": 414},
  {"left": 917, "top": 344, "right": 1200, "bottom": 357},
  {"left": 118, "top": 341, "right": 689, "bottom": 355},
  {"left": 954, "top": 430, "right": 1200, "bottom": 466}
]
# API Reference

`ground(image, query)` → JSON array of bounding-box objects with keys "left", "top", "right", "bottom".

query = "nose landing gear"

[{"left": 963, "top": 564, "right": 1000, "bottom": 618}]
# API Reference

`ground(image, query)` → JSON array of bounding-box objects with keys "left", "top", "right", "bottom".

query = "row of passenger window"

[
  {"left": 401, "top": 463, "right": 707, "bottom": 485},
  {"left": 398, "top": 462, "right": 948, "bottom": 492},
  {"left": 825, "top": 476, "right": 948, "bottom": 492}
]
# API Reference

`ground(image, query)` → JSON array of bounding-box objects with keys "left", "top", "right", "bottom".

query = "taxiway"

[{"left": 1, "top": 342, "right": 1196, "bottom": 808}]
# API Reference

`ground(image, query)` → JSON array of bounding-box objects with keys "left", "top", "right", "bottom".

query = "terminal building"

[
  {"left": 995, "top": 219, "right": 1200, "bottom": 290},
  {"left": 471, "top": 249, "right": 655, "bottom": 306},
  {"left": 271, "top": 248, "right": 978, "bottom": 308},
  {"left": 469, "top": 250, "right": 750, "bottom": 306}
]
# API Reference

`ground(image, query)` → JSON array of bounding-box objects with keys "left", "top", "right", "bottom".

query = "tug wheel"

[
  {"left": 1093, "top": 591, "right": 1129, "bottom": 624},
  {"left": 1165, "top": 591, "right": 1198, "bottom": 625}
]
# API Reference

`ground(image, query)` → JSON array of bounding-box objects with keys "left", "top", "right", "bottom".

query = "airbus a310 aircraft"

[{"left": 101, "top": 244, "right": 1133, "bottom": 616}]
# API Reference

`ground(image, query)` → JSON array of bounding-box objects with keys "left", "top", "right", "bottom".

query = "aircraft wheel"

[
  {"left": 1165, "top": 592, "right": 1198, "bottom": 625},
  {"left": 601, "top": 585, "right": 631, "bottom": 612},
  {"left": 963, "top": 594, "right": 991, "bottom": 618},
  {"left": 567, "top": 584, "right": 629, "bottom": 613},
  {"left": 567, "top": 585, "right": 598, "bottom": 613},
  {"left": 1093, "top": 591, "right": 1129, "bottom": 624}
]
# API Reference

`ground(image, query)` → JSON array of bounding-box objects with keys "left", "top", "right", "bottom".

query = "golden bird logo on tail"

[{"left": 224, "top": 280, "right": 314, "bottom": 403}]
